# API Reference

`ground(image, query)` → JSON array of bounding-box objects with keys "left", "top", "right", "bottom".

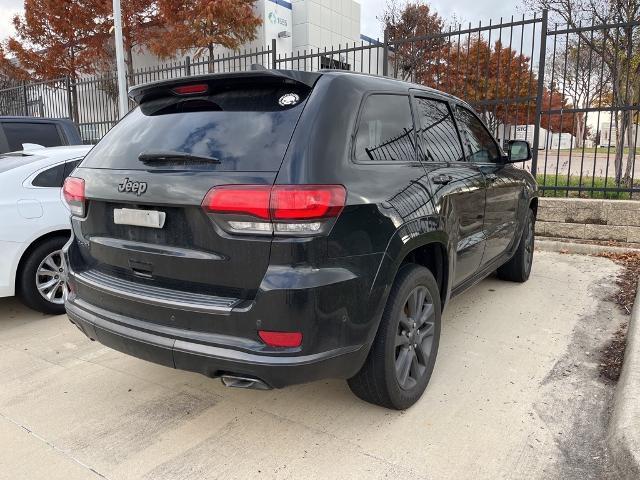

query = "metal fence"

[{"left": 1, "top": 10, "right": 638, "bottom": 198}]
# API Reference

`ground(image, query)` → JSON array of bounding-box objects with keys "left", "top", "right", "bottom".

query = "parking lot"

[{"left": 0, "top": 251, "right": 626, "bottom": 480}]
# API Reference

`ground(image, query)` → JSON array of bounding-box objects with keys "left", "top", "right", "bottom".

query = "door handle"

[
  {"left": 432, "top": 174, "right": 452, "bottom": 185},
  {"left": 485, "top": 173, "right": 498, "bottom": 182}
]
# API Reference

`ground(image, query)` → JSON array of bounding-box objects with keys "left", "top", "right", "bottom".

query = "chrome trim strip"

[{"left": 73, "top": 269, "right": 239, "bottom": 313}]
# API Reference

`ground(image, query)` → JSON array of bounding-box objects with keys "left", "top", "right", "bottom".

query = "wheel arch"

[
  {"left": 398, "top": 240, "right": 449, "bottom": 310},
  {"left": 529, "top": 196, "right": 539, "bottom": 218},
  {"left": 15, "top": 229, "right": 71, "bottom": 293}
]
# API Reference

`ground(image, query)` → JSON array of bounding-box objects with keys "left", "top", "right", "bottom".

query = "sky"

[
  {"left": 1, "top": 0, "right": 528, "bottom": 43},
  {"left": 0, "top": 0, "right": 22, "bottom": 40},
  {"left": 360, "top": 0, "right": 528, "bottom": 39}
]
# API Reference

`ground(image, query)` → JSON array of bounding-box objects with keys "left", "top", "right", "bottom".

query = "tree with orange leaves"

[
  {"left": 383, "top": 1, "right": 446, "bottom": 82},
  {"left": 442, "top": 39, "right": 537, "bottom": 133},
  {"left": 118, "top": 0, "right": 162, "bottom": 78},
  {"left": 5, "top": 0, "right": 112, "bottom": 120},
  {"left": 7, "top": 0, "right": 109, "bottom": 82},
  {"left": 539, "top": 86, "right": 579, "bottom": 136},
  {"left": 154, "top": 0, "right": 262, "bottom": 71},
  {"left": 0, "top": 44, "right": 27, "bottom": 86}
]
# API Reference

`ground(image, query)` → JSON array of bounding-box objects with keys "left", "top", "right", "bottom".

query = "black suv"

[{"left": 63, "top": 70, "right": 537, "bottom": 409}]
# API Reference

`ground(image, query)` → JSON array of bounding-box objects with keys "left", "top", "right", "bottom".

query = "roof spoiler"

[{"left": 128, "top": 70, "right": 323, "bottom": 105}]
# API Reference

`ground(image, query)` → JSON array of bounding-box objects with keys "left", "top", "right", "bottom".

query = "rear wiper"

[{"left": 138, "top": 150, "right": 221, "bottom": 164}]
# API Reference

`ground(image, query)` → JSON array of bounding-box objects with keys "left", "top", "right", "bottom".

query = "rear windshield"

[{"left": 80, "top": 83, "right": 311, "bottom": 171}]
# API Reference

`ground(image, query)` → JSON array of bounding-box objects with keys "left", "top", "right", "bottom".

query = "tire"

[
  {"left": 17, "top": 236, "right": 68, "bottom": 315},
  {"left": 497, "top": 208, "right": 535, "bottom": 283},
  {"left": 348, "top": 264, "right": 441, "bottom": 409}
]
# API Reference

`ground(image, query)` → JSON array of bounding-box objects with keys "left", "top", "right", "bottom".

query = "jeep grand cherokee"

[{"left": 63, "top": 70, "right": 537, "bottom": 409}]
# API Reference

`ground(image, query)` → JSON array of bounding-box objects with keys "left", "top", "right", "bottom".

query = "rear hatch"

[{"left": 71, "top": 71, "right": 319, "bottom": 300}]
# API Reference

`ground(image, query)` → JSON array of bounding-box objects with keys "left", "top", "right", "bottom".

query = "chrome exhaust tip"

[{"left": 220, "top": 375, "right": 271, "bottom": 390}]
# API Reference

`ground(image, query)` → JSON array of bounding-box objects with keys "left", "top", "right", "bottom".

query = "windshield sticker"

[{"left": 278, "top": 93, "right": 300, "bottom": 107}]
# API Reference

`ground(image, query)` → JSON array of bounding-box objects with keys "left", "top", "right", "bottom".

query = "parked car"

[
  {"left": 0, "top": 145, "right": 92, "bottom": 314},
  {"left": 63, "top": 70, "right": 537, "bottom": 409},
  {"left": 0, "top": 117, "right": 83, "bottom": 154}
]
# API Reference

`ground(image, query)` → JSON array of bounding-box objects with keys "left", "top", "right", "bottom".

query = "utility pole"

[{"left": 113, "top": 0, "right": 128, "bottom": 119}]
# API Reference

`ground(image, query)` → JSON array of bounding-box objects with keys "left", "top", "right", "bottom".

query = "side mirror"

[{"left": 506, "top": 140, "right": 532, "bottom": 163}]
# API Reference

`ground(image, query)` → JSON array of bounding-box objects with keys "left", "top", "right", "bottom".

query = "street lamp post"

[{"left": 113, "top": 0, "right": 128, "bottom": 119}]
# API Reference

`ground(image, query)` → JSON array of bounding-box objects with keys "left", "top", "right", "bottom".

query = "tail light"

[
  {"left": 63, "top": 177, "right": 86, "bottom": 217},
  {"left": 202, "top": 184, "right": 346, "bottom": 236}
]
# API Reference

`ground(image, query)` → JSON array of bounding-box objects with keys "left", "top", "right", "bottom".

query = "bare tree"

[{"left": 546, "top": 39, "right": 611, "bottom": 147}]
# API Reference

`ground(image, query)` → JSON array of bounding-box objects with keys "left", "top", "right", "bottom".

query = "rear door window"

[
  {"left": 354, "top": 94, "right": 416, "bottom": 163},
  {"left": 414, "top": 97, "right": 464, "bottom": 163},
  {"left": 80, "top": 83, "right": 311, "bottom": 172},
  {"left": 1, "top": 122, "right": 64, "bottom": 151}
]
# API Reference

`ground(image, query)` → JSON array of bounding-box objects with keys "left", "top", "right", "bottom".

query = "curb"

[
  {"left": 535, "top": 238, "right": 640, "bottom": 255},
  {"left": 608, "top": 285, "right": 640, "bottom": 479}
]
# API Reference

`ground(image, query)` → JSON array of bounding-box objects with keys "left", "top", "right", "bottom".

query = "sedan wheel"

[
  {"left": 35, "top": 249, "right": 66, "bottom": 305},
  {"left": 18, "top": 235, "right": 69, "bottom": 315}
]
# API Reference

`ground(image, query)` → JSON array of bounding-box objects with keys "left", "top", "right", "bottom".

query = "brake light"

[
  {"left": 63, "top": 177, "right": 86, "bottom": 216},
  {"left": 271, "top": 186, "right": 346, "bottom": 220},
  {"left": 203, "top": 185, "right": 271, "bottom": 219},
  {"left": 258, "top": 330, "right": 303, "bottom": 348},
  {"left": 172, "top": 84, "right": 208, "bottom": 95},
  {"left": 201, "top": 184, "right": 346, "bottom": 236}
]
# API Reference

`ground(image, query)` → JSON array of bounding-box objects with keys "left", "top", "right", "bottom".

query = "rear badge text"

[{"left": 118, "top": 178, "right": 148, "bottom": 196}]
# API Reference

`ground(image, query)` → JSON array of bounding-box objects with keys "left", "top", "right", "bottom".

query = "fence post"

[
  {"left": 271, "top": 38, "right": 277, "bottom": 69},
  {"left": 382, "top": 28, "right": 389, "bottom": 77},
  {"left": 65, "top": 76, "right": 73, "bottom": 121},
  {"left": 22, "top": 83, "right": 28, "bottom": 116},
  {"left": 531, "top": 9, "right": 548, "bottom": 176},
  {"left": 185, "top": 56, "right": 191, "bottom": 76}
]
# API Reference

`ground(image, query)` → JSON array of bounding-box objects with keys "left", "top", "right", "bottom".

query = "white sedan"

[{"left": 0, "top": 145, "right": 92, "bottom": 313}]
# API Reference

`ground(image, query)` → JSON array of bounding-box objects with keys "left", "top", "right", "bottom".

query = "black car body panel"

[
  {"left": 0, "top": 116, "right": 83, "bottom": 154},
  {"left": 64, "top": 70, "right": 537, "bottom": 388}
]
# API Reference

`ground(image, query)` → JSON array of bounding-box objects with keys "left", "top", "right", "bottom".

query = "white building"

[
  {"left": 509, "top": 124, "right": 548, "bottom": 150},
  {"left": 599, "top": 121, "right": 640, "bottom": 148},
  {"left": 131, "top": 0, "right": 368, "bottom": 72},
  {"left": 509, "top": 124, "right": 578, "bottom": 150},
  {"left": 549, "top": 132, "right": 575, "bottom": 150}
]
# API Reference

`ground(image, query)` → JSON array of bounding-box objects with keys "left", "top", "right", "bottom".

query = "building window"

[{"left": 320, "top": 56, "right": 351, "bottom": 71}]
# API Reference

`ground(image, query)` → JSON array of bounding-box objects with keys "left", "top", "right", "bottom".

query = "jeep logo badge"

[{"left": 118, "top": 178, "right": 147, "bottom": 196}]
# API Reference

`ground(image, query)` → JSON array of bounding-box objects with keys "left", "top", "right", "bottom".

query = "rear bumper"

[{"left": 66, "top": 298, "right": 366, "bottom": 388}]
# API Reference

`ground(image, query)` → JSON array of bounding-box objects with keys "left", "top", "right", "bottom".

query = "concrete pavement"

[{"left": 0, "top": 252, "right": 627, "bottom": 479}]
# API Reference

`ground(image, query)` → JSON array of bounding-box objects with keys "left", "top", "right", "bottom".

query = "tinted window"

[
  {"left": 354, "top": 94, "right": 415, "bottom": 162},
  {"left": 2, "top": 122, "right": 63, "bottom": 152},
  {"left": 415, "top": 98, "right": 464, "bottom": 163},
  {"left": 455, "top": 107, "right": 500, "bottom": 163},
  {"left": 81, "top": 83, "right": 311, "bottom": 171},
  {"left": 32, "top": 163, "right": 65, "bottom": 187}
]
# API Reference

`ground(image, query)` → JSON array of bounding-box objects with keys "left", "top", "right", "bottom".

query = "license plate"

[{"left": 113, "top": 208, "right": 166, "bottom": 229}]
